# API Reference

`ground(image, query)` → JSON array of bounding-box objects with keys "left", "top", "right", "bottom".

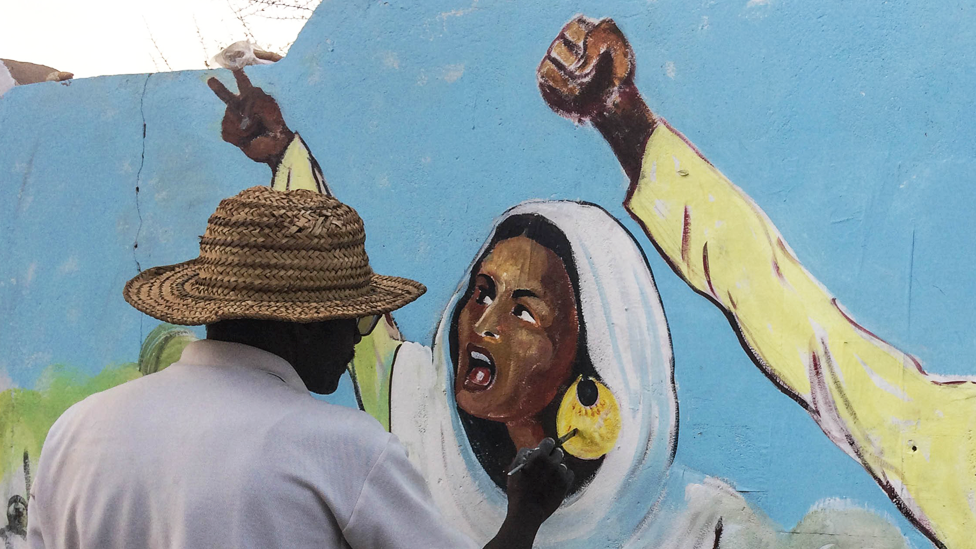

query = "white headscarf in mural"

[
  {"left": 390, "top": 200, "right": 911, "bottom": 549},
  {"left": 391, "top": 200, "right": 679, "bottom": 547}
]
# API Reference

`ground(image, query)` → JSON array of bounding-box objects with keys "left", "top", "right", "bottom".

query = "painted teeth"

[{"left": 470, "top": 351, "right": 491, "bottom": 364}]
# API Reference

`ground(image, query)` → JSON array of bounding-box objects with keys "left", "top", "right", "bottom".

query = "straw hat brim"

[{"left": 123, "top": 259, "right": 426, "bottom": 326}]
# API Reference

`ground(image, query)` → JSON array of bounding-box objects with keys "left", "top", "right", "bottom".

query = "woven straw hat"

[{"left": 123, "top": 186, "right": 425, "bottom": 325}]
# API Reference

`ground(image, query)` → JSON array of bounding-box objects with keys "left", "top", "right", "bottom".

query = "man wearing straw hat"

[{"left": 25, "top": 95, "right": 572, "bottom": 549}]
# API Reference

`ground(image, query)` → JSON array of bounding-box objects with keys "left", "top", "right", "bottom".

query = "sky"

[{"left": 0, "top": 0, "right": 317, "bottom": 78}]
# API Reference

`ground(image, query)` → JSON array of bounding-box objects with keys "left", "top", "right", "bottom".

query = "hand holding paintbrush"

[
  {"left": 507, "top": 429, "right": 578, "bottom": 477},
  {"left": 500, "top": 431, "right": 577, "bottom": 534}
]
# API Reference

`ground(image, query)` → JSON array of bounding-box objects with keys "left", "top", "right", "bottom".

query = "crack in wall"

[
  {"left": 134, "top": 73, "right": 152, "bottom": 346},
  {"left": 134, "top": 73, "right": 151, "bottom": 275}
]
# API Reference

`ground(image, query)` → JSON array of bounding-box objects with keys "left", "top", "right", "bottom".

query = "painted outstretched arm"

[
  {"left": 539, "top": 16, "right": 975, "bottom": 548},
  {"left": 208, "top": 69, "right": 400, "bottom": 428}
]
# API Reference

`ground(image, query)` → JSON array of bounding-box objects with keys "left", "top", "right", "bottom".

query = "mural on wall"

[
  {"left": 1, "top": 2, "right": 973, "bottom": 548},
  {"left": 536, "top": 16, "right": 976, "bottom": 549},
  {"left": 208, "top": 57, "right": 911, "bottom": 549}
]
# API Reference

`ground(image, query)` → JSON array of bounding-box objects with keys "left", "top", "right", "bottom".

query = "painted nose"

[{"left": 475, "top": 304, "right": 502, "bottom": 340}]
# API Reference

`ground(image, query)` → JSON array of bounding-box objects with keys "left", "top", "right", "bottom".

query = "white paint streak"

[
  {"left": 890, "top": 418, "right": 919, "bottom": 429},
  {"left": 58, "top": 255, "right": 79, "bottom": 275},
  {"left": 440, "top": 64, "right": 465, "bottom": 83},
  {"left": 416, "top": 239, "right": 430, "bottom": 259},
  {"left": 747, "top": 0, "right": 771, "bottom": 6},
  {"left": 858, "top": 354, "right": 912, "bottom": 402},
  {"left": 810, "top": 320, "right": 844, "bottom": 383},
  {"left": 66, "top": 308, "right": 81, "bottom": 323},
  {"left": 653, "top": 199, "right": 670, "bottom": 219},
  {"left": 920, "top": 440, "right": 931, "bottom": 461},
  {"left": 0, "top": 370, "right": 14, "bottom": 393},
  {"left": 381, "top": 51, "right": 400, "bottom": 70},
  {"left": 888, "top": 477, "right": 932, "bottom": 531},
  {"left": 26, "top": 352, "right": 52, "bottom": 371},
  {"left": 665, "top": 61, "right": 676, "bottom": 79},
  {"left": 438, "top": 0, "right": 479, "bottom": 21}
]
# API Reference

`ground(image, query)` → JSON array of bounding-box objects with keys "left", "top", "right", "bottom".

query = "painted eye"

[
  {"left": 513, "top": 304, "right": 536, "bottom": 324},
  {"left": 556, "top": 376, "right": 622, "bottom": 460},
  {"left": 475, "top": 287, "right": 494, "bottom": 306}
]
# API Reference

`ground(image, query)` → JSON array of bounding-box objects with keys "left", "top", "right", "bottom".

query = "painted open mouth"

[{"left": 463, "top": 344, "right": 496, "bottom": 392}]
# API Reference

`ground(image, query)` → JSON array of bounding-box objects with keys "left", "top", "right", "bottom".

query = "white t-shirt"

[{"left": 27, "top": 340, "right": 477, "bottom": 549}]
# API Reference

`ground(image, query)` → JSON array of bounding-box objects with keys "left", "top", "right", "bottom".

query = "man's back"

[{"left": 28, "top": 340, "right": 468, "bottom": 549}]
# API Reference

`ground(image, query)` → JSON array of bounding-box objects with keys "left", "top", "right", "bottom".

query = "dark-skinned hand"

[
  {"left": 537, "top": 15, "right": 636, "bottom": 123},
  {"left": 505, "top": 437, "right": 575, "bottom": 529},
  {"left": 207, "top": 69, "right": 294, "bottom": 167}
]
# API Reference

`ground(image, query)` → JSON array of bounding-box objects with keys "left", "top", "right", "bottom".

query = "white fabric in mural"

[
  {"left": 387, "top": 200, "right": 911, "bottom": 548},
  {"left": 391, "top": 200, "right": 687, "bottom": 547}
]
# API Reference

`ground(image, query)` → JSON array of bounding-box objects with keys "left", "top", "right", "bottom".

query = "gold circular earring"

[{"left": 556, "top": 375, "right": 622, "bottom": 460}]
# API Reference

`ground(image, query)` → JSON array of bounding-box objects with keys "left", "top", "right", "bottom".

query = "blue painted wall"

[{"left": 3, "top": 1, "right": 975, "bottom": 546}]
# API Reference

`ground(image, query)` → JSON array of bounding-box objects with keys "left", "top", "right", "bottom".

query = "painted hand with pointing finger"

[{"left": 207, "top": 69, "right": 294, "bottom": 168}]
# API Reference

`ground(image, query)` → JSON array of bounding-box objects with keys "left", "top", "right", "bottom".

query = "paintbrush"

[{"left": 507, "top": 428, "right": 579, "bottom": 476}]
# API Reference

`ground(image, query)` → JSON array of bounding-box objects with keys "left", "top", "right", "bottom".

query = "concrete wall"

[{"left": 2, "top": 1, "right": 975, "bottom": 547}]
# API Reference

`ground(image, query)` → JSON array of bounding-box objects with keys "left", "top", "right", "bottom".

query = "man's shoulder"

[
  {"left": 287, "top": 398, "right": 391, "bottom": 445},
  {"left": 268, "top": 400, "right": 396, "bottom": 480},
  {"left": 297, "top": 398, "right": 383, "bottom": 423},
  {"left": 54, "top": 370, "right": 155, "bottom": 418},
  {"left": 40, "top": 374, "right": 147, "bottom": 449}
]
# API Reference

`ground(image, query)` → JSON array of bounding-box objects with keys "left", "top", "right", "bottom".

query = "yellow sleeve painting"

[
  {"left": 347, "top": 316, "right": 404, "bottom": 431},
  {"left": 625, "top": 121, "right": 976, "bottom": 549},
  {"left": 271, "top": 134, "right": 332, "bottom": 195}
]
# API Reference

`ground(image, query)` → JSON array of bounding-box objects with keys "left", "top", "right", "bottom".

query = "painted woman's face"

[{"left": 455, "top": 236, "right": 579, "bottom": 422}]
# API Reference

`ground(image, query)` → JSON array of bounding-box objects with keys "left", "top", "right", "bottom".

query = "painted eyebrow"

[{"left": 512, "top": 289, "right": 540, "bottom": 300}]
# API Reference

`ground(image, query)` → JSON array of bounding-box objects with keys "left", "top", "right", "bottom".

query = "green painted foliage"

[
  {"left": 0, "top": 364, "right": 142, "bottom": 486},
  {"left": 0, "top": 323, "right": 196, "bottom": 488}
]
